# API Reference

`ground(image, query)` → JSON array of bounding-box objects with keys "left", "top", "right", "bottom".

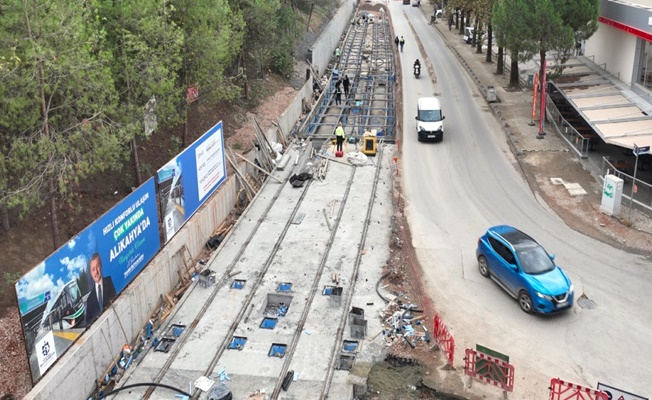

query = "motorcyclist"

[{"left": 413, "top": 59, "right": 421, "bottom": 76}]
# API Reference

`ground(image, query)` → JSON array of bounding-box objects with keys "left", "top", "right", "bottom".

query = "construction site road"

[
  {"left": 391, "top": 1, "right": 652, "bottom": 398},
  {"left": 111, "top": 140, "right": 398, "bottom": 400}
]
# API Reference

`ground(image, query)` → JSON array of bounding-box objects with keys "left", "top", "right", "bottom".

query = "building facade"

[{"left": 585, "top": 0, "right": 652, "bottom": 99}]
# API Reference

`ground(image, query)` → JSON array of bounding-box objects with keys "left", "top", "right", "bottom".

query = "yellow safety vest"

[{"left": 335, "top": 126, "right": 345, "bottom": 137}]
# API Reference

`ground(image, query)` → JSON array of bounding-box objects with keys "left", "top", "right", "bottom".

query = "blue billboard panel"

[
  {"left": 15, "top": 178, "right": 161, "bottom": 382},
  {"left": 158, "top": 121, "right": 226, "bottom": 242}
]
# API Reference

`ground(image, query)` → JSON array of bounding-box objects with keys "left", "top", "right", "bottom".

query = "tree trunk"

[
  {"left": 455, "top": 9, "right": 459, "bottom": 30},
  {"left": 32, "top": 9, "right": 60, "bottom": 250},
  {"left": 476, "top": 20, "right": 483, "bottom": 53},
  {"left": 1, "top": 204, "right": 9, "bottom": 232},
  {"left": 509, "top": 50, "right": 520, "bottom": 88},
  {"left": 486, "top": 24, "right": 493, "bottom": 63},
  {"left": 48, "top": 177, "right": 60, "bottom": 250},
  {"left": 183, "top": 103, "right": 189, "bottom": 147},
  {"left": 497, "top": 47, "right": 504, "bottom": 75},
  {"left": 459, "top": 11, "right": 465, "bottom": 35},
  {"left": 132, "top": 137, "right": 143, "bottom": 186}
]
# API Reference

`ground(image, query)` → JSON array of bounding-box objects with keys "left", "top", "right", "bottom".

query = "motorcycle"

[{"left": 413, "top": 64, "right": 421, "bottom": 78}]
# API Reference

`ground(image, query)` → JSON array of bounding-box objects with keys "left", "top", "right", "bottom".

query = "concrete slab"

[
  {"left": 568, "top": 187, "right": 588, "bottom": 196},
  {"left": 112, "top": 145, "right": 396, "bottom": 400}
]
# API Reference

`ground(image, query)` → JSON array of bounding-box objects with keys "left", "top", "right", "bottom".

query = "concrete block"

[{"left": 568, "top": 187, "right": 587, "bottom": 196}]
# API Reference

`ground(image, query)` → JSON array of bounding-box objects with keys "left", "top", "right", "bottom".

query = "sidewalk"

[
  {"left": 415, "top": 0, "right": 652, "bottom": 241},
  {"left": 417, "top": 4, "right": 566, "bottom": 154}
]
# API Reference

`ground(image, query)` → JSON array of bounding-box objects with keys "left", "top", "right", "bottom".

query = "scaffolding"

[{"left": 299, "top": 11, "right": 395, "bottom": 141}]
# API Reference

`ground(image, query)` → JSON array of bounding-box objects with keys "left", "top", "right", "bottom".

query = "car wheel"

[
  {"left": 518, "top": 291, "right": 533, "bottom": 313},
  {"left": 478, "top": 256, "right": 490, "bottom": 277}
]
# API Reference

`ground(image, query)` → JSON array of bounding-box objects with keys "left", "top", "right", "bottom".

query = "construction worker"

[
  {"left": 343, "top": 75, "right": 351, "bottom": 96},
  {"left": 334, "top": 122, "right": 345, "bottom": 152},
  {"left": 334, "top": 84, "right": 342, "bottom": 105}
]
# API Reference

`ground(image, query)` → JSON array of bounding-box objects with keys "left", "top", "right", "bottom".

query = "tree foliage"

[
  {"left": 491, "top": 0, "right": 595, "bottom": 87},
  {"left": 171, "top": 0, "right": 245, "bottom": 104},
  {"left": 0, "top": 0, "right": 125, "bottom": 247},
  {"left": 0, "top": 0, "right": 320, "bottom": 246},
  {"left": 93, "top": 0, "right": 184, "bottom": 184},
  {"left": 233, "top": 0, "right": 299, "bottom": 79}
]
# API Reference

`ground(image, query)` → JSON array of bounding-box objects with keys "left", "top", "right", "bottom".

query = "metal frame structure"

[{"left": 300, "top": 12, "right": 396, "bottom": 141}]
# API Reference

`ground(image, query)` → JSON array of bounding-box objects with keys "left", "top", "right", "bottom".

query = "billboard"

[
  {"left": 15, "top": 178, "right": 161, "bottom": 381},
  {"left": 157, "top": 121, "right": 226, "bottom": 243}
]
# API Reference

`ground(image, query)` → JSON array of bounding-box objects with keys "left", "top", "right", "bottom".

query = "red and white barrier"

[
  {"left": 463, "top": 348, "right": 515, "bottom": 392},
  {"left": 433, "top": 314, "right": 455, "bottom": 367},
  {"left": 549, "top": 378, "right": 609, "bottom": 400}
]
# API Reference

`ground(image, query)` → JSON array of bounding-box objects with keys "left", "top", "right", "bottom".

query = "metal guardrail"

[
  {"left": 545, "top": 96, "right": 591, "bottom": 158},
  {"left": 601, "top": 156, "right": 652, "bottom": 217}
]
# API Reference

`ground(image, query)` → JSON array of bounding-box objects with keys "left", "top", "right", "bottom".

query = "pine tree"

[{"left": 0, "top": 0, "right": 124, "bottom": 249}]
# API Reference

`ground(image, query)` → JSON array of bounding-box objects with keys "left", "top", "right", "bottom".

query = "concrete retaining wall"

[
  {"left": 25, "top": 77, "right": 314, "bottom": 400},
  {"left": 277, "top": 79, "right": 313, "bottom": 138},
  {"left": 26, "top": 177, "right": 237, "bottom": 400},
  {"left": 310, "top": 0, "right": 356, "bottom": 76},
  {"left": 265, "top": 79, "right": 313, "bottom": 142}
]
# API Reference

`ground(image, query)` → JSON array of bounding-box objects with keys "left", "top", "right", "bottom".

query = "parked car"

[
  {"left": 403, "top": 0, "right": 410, "bottom": 4},
  {"left": 476, "top": 225, "right": 574, "bottom": 314},
  {"left": 411, "top": 0, "right": 420, "bottom": 6},
  {"left": 463, "top": 27, "right": 474, "bottom": 44}
]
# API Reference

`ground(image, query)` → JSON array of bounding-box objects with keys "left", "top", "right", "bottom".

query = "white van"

[{"left": 416, "top": 97, "right": 445, "bottom": 142}]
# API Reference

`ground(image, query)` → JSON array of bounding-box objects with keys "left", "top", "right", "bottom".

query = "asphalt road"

[{"left": 391, "top": 3, "right": 652, "bottom": 398}]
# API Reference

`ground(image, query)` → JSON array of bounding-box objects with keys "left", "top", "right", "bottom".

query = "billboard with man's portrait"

[{"left": 15, "top": 178, "right": 161, "bottom": 382}]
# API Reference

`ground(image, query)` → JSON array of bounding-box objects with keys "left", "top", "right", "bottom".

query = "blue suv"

[{"left": 476, "top": 225, "right": 573, "bottom": 314}]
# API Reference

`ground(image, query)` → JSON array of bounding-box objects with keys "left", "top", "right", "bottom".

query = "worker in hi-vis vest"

[{"left": 334, "top": 122, "right": 345, "bottom": 152}]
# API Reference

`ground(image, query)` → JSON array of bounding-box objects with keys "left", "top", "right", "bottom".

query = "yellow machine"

[{"left": 361, "top": 130, "right": 377, "bottom": 156}]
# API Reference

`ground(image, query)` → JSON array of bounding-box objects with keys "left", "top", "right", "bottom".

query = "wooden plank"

[
  {"left": 228, "top": 148, "right": 257, "bottom": 198},
  {"left": 273, "top": 120, "right": 288, "bottom": 148},
  {"left": 165, "top": 294, "right": 176, "bottom": 308},
  {"left": 225, "top": 152, "right": 256, "bottom": 199},
  {"left": 251, "top": 121, "right": 274, "bottom": 171},
  {"left": 236, "top": 153, "right": 283, "bottom": 183},
  {"left": 253, "top": 118, "right": 277, "bottom": 161}
]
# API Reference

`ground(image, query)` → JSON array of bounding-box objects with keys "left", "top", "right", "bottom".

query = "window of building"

[{"left": 638, "top": 40, "right": 652, "bottom": 89}]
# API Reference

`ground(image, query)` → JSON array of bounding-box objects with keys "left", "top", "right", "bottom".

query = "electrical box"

[{"left": 600, "top": 174, "right": 623, "bottom": 216}]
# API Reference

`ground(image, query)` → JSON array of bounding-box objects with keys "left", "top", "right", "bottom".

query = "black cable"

[
  {"left": 96, "top": 382, "right": 191, "bottom": 399},
  {"left": 375, "top": 271, "right": 391, "bottom": 303}
]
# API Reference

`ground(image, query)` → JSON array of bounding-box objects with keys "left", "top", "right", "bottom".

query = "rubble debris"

[{"left": 376, "top": 299, "right": 431, "bottom": 352}]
